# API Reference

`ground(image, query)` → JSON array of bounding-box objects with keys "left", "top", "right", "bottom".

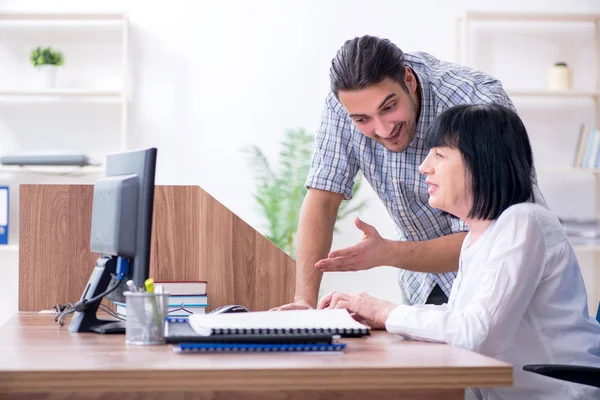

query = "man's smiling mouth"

[{"left": 382, "top": 123, "right": 403, "bottom": 142}]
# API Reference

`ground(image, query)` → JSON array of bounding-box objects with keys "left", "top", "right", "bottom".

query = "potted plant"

[
  {"left": 30, "top": 46, "right": 64, "bottom": 89},
  {"left": 243, "top": 128, "right": 367, "bottom": 257}
]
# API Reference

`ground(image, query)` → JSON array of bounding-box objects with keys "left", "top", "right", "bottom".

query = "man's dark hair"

[
  {"left": 424, "top": 104, "right": 534, "bottom": 220},
  {"left": 330, "top": 35, "right": 407, "bottom": 96}
]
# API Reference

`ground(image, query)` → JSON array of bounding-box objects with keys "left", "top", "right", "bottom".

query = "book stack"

[
  {"left": 114, "top": 280, "right": 208, "bottom": 317},
  {"left": 573, "top": 124, "right": 600, "bottom": 169}
]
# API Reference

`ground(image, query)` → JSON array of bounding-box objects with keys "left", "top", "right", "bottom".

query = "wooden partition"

[{"left": 19, "top": 184, "right": 296, "bottom": 312}]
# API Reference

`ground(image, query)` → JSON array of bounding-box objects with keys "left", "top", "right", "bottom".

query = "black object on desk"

[
  {"left": 165, "top": 319, "right": 337, "bottom": 344},
  {"left": 209, "top": 304, "right": 250, "bottom": 314}
]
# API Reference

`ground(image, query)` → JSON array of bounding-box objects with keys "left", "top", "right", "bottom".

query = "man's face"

[{"left": 338, "top": 70, "right": 420, "bottom": 153}]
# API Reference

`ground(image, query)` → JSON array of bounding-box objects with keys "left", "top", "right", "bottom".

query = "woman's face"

[{"left": 419, "top": 146, "right": 473, "bottom": 220}]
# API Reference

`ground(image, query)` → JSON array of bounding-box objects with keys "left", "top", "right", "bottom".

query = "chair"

[{"left": 522, "top": 302, "right": 600, "bottom": 388}]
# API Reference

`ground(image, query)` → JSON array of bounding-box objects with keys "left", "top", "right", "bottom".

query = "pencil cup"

[{"left": 124, "top": 291, "right": 169, "bottom": 345}]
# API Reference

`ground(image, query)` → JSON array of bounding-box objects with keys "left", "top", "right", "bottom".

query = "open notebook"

[{"left": 188, "top": 309, "right": 371, "bottom": 337}]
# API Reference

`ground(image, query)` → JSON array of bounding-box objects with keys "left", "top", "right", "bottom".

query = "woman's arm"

[{"left": 385, "top": 208, "right": 547, "bottom": 352}]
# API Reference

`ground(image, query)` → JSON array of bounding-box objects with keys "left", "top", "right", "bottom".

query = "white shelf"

[
  {"left": 506, "top": 90, "right": 599, "bottom": 98},
  {"left": 0, "top": 13, "right": 127, "bottom": 30},
  {"left": 0, "top": 245, "right": 18, "bottom": 252},
  {"left": 0, "top": 12, "right": 126, "bottom": 22},
  {"left": 0, "top": 89, "right": 123, "bottom": 100},
  {"left": 538, "top": 167, "right": 600, "bottom": 174},
  {"left": 0, "top": 165, "right": 105, "bottom": 175},
  {"left": 462, "top": 12, "right": 600, "bottom": 23}
]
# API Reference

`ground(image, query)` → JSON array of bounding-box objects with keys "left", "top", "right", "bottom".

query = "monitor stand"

[
  {"left": 89, "top": 321, "right": 125, "bottom": 334},
  {"left": 68, "top": 256, "right": 125, "bottom": 334}
]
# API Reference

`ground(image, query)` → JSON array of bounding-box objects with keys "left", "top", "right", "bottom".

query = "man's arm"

[
  {"left": 383, "top": 232, "right": 467, "bottom": 273},
  {"left": 315, "top": 229, "right": 467, "bottom": 274},
  {"left": 287, "top": 188, "right": 343, "bottom": 309}
]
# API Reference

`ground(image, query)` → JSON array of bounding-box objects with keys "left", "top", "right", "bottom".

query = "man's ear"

[{"left": 404, "top": 66, "right": 417, "bottom": 93}]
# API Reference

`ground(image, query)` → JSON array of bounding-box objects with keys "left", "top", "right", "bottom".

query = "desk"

[{"left": 0, "top": 313, "right": 512, "bottom": 400}]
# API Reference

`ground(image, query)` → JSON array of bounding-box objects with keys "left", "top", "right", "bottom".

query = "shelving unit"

[
  {"left": 0, "top": 11, "right": 129, "bottom": 253},
  {"left": 538, "top": 167, "right": 600, "bottom": 173},
  {"left": 506, "top": 89, "right": 600, "bottom": 98},
  {"left": 0, "top": 165, "right": 105, "bottom": 175},
  {"left": 456, "top": 11, "right": 600, "bottom": 315},
  {"left": 457, "top": 12, "right": 600, "bottom": 127},
  {"left": 0, "top": 245, "right": 18, "bottom": 253},
  {"left": 0, "top": 89, "right": 123, "bottom": 99}
]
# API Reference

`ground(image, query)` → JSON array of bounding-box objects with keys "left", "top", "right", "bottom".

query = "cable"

[
  {"left": 99, "top": 304, "right": 125, "bottom": 321},
  {"left": 73, "top": 278, "right": 122, "bottom": 311},
  {"left": 54, "top": 257, "right": 130, "bottom": 327},
  {"left": 56, "top": 307, "right": 76, "bottom": 326},
  {"left": 54, "top": 279, "right": 122, "bottom": 327}
]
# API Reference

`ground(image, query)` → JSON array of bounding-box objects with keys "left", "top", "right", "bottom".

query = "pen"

[
  {"left": 145, "top": 278, "right": 155, "bottom": 294},
  {"left": 144, "top": 278, "right": 161, "bottom": 329},
  {"left": 126, "top": 279, "right": 138, "bottom": 293}
]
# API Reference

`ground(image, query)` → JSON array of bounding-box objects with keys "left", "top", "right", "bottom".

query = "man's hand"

[
  {"left": 269, "top": 298, "right": 314, "bottom": 311},
  {"left": 315, "top": 217, "right": 390, "bottom": 272},
  {"left": 317, "top": 291, "right": 398, "bottom": 329}
]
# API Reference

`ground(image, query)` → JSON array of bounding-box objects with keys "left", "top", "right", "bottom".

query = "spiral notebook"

[
  {"left": 187, "top": 309, "right": 370, "bottom": 337},
  {"left": 165, "top": 319, "right": 338, "bottom": 344},
  {"left": 174, "top": 342, "right": 346, "bottom": 353}
]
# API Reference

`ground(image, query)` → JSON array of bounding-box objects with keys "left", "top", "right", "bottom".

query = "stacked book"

[
  {"left": 573, "top": 124, "right": 600, "bottom": 169},
  {"left": 114, "top": 280, "right": 208, "bottom": 317}
]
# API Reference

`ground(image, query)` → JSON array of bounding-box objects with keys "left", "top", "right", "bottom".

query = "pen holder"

[{"left": 124, "top": 291, "right": 169, "bottom": 345}]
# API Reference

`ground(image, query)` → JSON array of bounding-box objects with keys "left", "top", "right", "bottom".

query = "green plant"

[
  {"left": 30, "top": 46, "right": 64, "bottom": 67},
  {"left": 243, "top": 128, "right": 367, "bottom": 257}
]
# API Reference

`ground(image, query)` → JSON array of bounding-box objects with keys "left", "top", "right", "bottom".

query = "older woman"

[{"left": 318, "top": 104, "right": 600, "bottom": 399}]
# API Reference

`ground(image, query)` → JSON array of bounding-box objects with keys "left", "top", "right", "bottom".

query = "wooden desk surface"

[{"left": 0, "top": 313, "right": 512, "bottom": 400}]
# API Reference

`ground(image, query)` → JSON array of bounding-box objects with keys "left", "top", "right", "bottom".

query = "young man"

[{"left": 274, "top": 35, "right": 543, "bottom": 310}]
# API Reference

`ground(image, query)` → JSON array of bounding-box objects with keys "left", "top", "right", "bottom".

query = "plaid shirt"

[{"left": 306, "top": 51, "right": 518, "bottom": 305}]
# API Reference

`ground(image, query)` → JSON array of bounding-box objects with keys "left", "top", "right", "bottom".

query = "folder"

[
  {"left": 173, "top": 342, "right": 346, "bottom": 353},
  {"left": 0, "top": 186, "right": 8, "bottom": 245}
]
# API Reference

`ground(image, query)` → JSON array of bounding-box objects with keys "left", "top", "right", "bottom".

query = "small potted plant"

[{"left": 30, "top": 46, "right": 64, "bottom": 89}]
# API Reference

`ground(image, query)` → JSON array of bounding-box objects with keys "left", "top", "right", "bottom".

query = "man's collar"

[{"left": 408, "top": 64, "right": 432, "bottom": 139}]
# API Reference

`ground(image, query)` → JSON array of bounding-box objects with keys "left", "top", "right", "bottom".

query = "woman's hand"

[{"left": 317, "top": 291, "right": 398, "bottom": 329}]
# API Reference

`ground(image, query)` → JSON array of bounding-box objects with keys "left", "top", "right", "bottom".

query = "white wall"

[{"left": 1, "top": 0, "right": 600, "bottom": 327}]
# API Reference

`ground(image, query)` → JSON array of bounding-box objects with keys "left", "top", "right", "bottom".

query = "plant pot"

[{"left": 35, "top": 65, "right": 59, "bottom": 89}]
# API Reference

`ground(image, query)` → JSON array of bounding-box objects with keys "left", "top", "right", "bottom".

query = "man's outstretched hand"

[{"left": 315, "top": 217, "right": 390, "bottom": 272}]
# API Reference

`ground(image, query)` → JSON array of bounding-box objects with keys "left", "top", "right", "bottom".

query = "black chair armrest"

[{"left": 523, "top": 364, "right": 600, "bottom": 388}]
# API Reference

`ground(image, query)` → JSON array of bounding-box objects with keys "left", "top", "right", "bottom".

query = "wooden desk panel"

[
  {"left": 0, "top": 313, "right": 512, "bottom": 400},
  {"left": 18, "top": 185, "right": 295, "bottom": 313}
]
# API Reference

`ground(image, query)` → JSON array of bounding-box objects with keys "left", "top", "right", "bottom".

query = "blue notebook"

[{"left": 173, "top": 342, "right": 346, "bottom": 353}]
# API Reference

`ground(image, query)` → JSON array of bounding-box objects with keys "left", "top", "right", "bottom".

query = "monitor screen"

[
  {"left": 68, "top": 147, "right": 157, "bottom": 334},
  {"left": 103, "top": 147, "right": 157, "bottom": 289}
]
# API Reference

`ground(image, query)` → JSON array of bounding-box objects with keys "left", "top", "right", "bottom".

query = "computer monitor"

[{"left": 68, "top": 147, "right": 157, "bottom": 334}]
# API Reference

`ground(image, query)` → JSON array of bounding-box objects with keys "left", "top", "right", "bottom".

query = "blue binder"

[
  {"left": 0, "top": 186, "right": 8, "bottom": 245},
  {"left": 173, "top": 342, "right": 346, "bottom": 353}
]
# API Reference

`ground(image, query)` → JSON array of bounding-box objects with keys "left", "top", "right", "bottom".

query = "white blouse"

[{"left": 385, "top": 203, "right": 600, "bottom": 399}]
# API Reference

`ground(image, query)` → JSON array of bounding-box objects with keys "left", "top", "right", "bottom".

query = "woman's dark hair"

[
  {"left": 424, "top": 104, "right": 534, "bottom": 220},
  {"left": 330, "top": 35, "right": 408, "bottom": 96}
]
